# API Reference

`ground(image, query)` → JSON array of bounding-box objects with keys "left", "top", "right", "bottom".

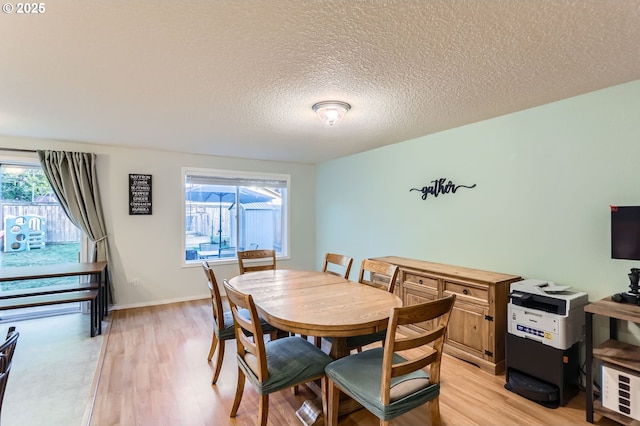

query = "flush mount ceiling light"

[{"left": 312, "top": 101, "right": 351, "bottom": 126}]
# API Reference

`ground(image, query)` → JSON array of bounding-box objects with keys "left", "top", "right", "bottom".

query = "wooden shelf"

[
  {"left": 594, "top": 400, "right": 640, "bottom": 426},
  {"left": 593, "top": 339, "right": 640, "bottom": 371},
  {"left": 584, "top": 297, "right": 640, "bottom": 323},
  {"left": 586, "top": 298, "right": 640, "bottom": 424}
]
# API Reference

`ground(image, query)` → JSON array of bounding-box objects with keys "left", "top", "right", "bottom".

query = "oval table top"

[{"left": 227, "top": 269, "right": 402, "bottom": 359}]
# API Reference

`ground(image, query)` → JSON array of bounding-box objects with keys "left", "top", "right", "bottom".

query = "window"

[
  {"left": 183, "top": 167, "right": 289, "bottom": 265},
  {"left": 0, "top": 159, "right": 86, "bottom": 319}
]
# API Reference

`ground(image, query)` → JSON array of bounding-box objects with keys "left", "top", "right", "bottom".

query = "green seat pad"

[
  {"left": 238, "top": 336, "right": 333, "bottom": 395},
  {"left": 325, "top": 347, "right": 439, "bottom": 421}
]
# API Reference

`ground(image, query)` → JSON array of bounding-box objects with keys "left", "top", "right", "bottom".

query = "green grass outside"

[{"left": 0, "top": 243, "right": 81, "bottom": 291}]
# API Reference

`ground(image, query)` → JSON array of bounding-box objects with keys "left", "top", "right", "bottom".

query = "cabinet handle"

[{"left": 463, "top": 289, "right": 469, "bottom": 295}]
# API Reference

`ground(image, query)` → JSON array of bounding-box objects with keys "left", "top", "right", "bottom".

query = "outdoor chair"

[
  {"left": 237, "top": 249, "right": 276, "bottom": 274},
  {"left": 0, "top": 326, "right": 19, "bottom": 420},
  {"left": 325, "top": 295, "right": 456, "bottom": 426},
  {"left": 199, "top": 243, "right": 217, "bottom": 251},
  {"left": 223, "top": 280, "right": 333, "bottom": 426},
  {"left": 201, "top": 262, "right": 276, "bottom": 384}
]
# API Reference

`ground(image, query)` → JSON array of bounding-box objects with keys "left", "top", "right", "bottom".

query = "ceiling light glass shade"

[{"left": 312, "top": 101, "right": 351, "bottom": 125}]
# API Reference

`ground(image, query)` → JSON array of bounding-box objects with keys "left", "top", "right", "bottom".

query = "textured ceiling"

[{"left": 1, "top": 1, "right": 639, "bottom": 164}]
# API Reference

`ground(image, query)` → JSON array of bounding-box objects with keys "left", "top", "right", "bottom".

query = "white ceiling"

[{"left": 1, "top": 1, "right": 639, "bottom": 164}]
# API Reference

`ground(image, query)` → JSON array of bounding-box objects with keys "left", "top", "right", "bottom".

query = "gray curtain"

[{"left": 37, "top": 150, "right": 112, "bottom": 298}]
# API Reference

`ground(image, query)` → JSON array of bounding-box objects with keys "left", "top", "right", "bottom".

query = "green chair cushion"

[
  {"left": 216, "top": 310, "right": 238, "bottom": 340},
  {"left": 325, "top": 347, "right": 439, "bottom": 421},
  {"left": 238, "top": 336, "right": 333, "bottom": 395}
]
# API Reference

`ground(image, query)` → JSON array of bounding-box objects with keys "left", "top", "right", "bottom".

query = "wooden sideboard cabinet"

[{"left": 374, "top": 256, "right": 521, "bottom": 375}]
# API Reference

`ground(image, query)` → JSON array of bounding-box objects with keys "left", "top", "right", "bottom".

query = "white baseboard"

[{"left": 110, "top": 294, "right": 209, "bottom": 311}]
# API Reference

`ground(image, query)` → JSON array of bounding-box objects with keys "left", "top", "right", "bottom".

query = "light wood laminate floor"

[{"left": 90, "top": 299, "right": 619, "bottom": 426}]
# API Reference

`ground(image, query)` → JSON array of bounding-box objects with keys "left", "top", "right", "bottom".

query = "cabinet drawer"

[
  {"left": 404, "top": 273, "right": 438, "bottom": 289},
  {"left": 444, "top": 280, "right": 488, "bottom": 302}
]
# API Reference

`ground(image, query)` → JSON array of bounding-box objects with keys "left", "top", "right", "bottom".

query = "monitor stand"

[{"left": 612, "top": 268, "right": 640, "bottom": 304}]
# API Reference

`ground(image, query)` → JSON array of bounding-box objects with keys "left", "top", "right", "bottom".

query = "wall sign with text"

[
  {"left": 129, "top": 174, "right": 152, "bottom": 215},
  {"left": 410, "top": 178, "right": 476, "bottom": 200}
]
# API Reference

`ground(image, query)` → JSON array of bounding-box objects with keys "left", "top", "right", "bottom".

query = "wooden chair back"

[
  {"left": 223, "top": 280, "right": 269, "bottom": 382},
  {"left": 322, "top": 253, "right": 354, "bottom": 279},
  {"left": 381, "top": 295, "right": 455, "bottom": 405},
  {"left": 237, "top": 249, "right": 276, "bottom": 274},
  {"left": 0, "top": 326, "right": 19, "bottom": 416},
  {"left": 202, "top": 261, "right": 227, "bottom": 330},
  {"left": 358, "top": 259, "right": 399, "bottom": 293}
]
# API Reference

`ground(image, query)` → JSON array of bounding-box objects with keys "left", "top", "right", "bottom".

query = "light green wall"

[
  {"left": 0, "top": 137, "right": 317, "bottom": 308},
  {"left": 1, "top": 80, "right": 639, "bottom": 314},
  {"left": 317, "top": 80, "right": 640, "bottom": 304}
]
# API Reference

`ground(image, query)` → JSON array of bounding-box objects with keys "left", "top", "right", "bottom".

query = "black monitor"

[
  {"left": 611, "top": 205, "right": 640, "bottom": 303},
  {"left": 611, "top": 206, "right": 640, "bottom": 260}
]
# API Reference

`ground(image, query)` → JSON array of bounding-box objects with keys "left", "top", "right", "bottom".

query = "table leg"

[
  {"left": 585, "top": 311, "right": 593, "bottom": 423},
  {"left": 97, "top": 293, "right": 102, "bottom": 335},
  {"left": 329, "top": 337, "right": 349, "bottom": 359},
  {"left": 105, "top": 267, "right": 110, "bottom": 317},
  {"left": 90, "top": 296, "right": 97, "bottom": 337},
  {"left": 95, "top": 271, "right": 102, "bottom": 323}
]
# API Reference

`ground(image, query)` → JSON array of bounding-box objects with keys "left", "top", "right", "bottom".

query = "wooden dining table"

[
  {"left": 227, "top": 269, "right": 403, "bottom": 359},
  {"left": 228, "top": 269, "right": 403, "bottom": 421}
]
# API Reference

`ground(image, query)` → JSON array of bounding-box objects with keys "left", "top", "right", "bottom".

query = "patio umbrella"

[
  {"left": 185, "top": 185, "right": 278, "bottom": 257},
  {"left": 185, "top": 185, "right": 276, "bottom": 204}
]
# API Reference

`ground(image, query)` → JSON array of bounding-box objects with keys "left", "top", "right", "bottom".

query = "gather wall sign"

[{"left": 410, "top": 178, "right": 476, "bottom": 200}]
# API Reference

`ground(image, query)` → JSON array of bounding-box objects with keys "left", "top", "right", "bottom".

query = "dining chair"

[
  {"left": 201, "top": 262, "right": 277, "bottom": 384},
  {"left": 325, "top": 295, "right": 456, "bottom": 426},
  {"left": 303, "top": 253, "right": 356, "bottom": 348},
  {"left": 320, "top": 259, "right": 400, "bottom": 353},
  {"left": 358, "top": 258, "right": 399, "bottom": 293},
  {"left": 0, "top": 326, "right": 19, "bottom": 420},
  {"left": 322, "top": 252, "right": 354, "bottom": 279},
  {"left": 346, "top": 259, "right": 400, "bottom": 351},
  {"left": 237, "top": 249, "right": 276, "bottom": 274},
  {"left": 223, "top": 280, "right": 333, "bottom": 426}
]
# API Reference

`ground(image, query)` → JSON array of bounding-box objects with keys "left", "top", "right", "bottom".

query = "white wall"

[
  {"left": 317, "top": 80, "right": 640, "bottom": 304},
  {"left": 0, "top": 137, "right": 316, "bottom": 308}
]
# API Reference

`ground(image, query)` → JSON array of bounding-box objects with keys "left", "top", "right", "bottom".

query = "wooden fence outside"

[{"left": 1, "top": 202, "right": 81, "bottom": 243}]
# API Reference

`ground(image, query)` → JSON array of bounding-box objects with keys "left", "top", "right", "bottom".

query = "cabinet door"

[
  {"left": 445, "top": 297, "right": 490, "bottom": 360},
  {"left": 402, "top": 282, "right": 438, "bottom": 333}
]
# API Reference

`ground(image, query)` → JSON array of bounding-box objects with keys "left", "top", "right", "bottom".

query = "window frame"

[
  {"left": 181, "top": 166, "right": 290, "bottom": 268},
  {"left": 0, "top": 154, "right": 89, "bottom": 262},
  {"left": 0, "top": 154, "right": 89, "bottom": 319}
]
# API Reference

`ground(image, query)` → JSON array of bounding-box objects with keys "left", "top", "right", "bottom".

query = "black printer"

[{"left": 505, "top": 279, "right": 588, "bottom": 407}]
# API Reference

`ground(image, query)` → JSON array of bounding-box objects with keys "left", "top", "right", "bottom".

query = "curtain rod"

[{"left": 0, "top": 148, "right": 37, "bottom": 153}]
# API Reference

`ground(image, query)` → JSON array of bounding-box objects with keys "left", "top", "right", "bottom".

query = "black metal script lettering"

[{"left": 410, "top": 178, "right": 476, "bottom": 200}]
